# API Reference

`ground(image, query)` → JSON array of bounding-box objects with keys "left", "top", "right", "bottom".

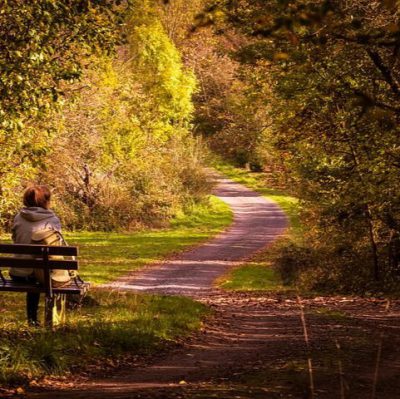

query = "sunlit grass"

[
  {"left": 0, "top": 290, "right": 208, "bottom": 385},
  {"left": 220, "top": 263, "right": 283, "bottom": 291},
  {"left": 217, "top": 243, "right": 293, "bottom": 292}
]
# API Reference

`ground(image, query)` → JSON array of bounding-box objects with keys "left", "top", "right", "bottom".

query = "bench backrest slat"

[
  {"left": 0, "top": 257, "right": 78, "bottom": 270},
  {"left": 0, "top": 244, "right": 78, "bottom": 257},
  {"left": 0, "top": 244, "right": 82, "bottom": 308}
]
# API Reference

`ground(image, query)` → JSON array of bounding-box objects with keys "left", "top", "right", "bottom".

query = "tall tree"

[
  {"left": 39, "top": 1, "right": 204, "bottom": 231},
  {"left": 0, "top": 0, "right": 125, "bottom": 225},
  {"left": 203, "top": 0, "right": 400, "bottom": 289}
]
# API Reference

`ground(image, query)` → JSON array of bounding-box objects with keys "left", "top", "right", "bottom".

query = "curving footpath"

[
  {"left": 104, "top": 173, "right": 288, "bottom": 295},
  {"left": 28, "top": 173, "right": 290, "bottom": 399},
  {"left": 27, "top": 176, "right": 400, "bottom": 399}
]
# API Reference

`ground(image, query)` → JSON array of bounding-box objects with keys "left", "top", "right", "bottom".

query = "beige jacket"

[{"left": 10, "top": 207, "right": 62, "bottom": 278}]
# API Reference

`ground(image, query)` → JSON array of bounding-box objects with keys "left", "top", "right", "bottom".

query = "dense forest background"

[
  {"left": 1, "top": 0, "right": 400, "bottom": 292},
  {"left": 0, "top": 0, "right": 212, "bottom": 232}
]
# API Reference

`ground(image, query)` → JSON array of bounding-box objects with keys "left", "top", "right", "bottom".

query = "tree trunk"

[{"left": 365, "top": 206, "right": 380, "bottom": 281}]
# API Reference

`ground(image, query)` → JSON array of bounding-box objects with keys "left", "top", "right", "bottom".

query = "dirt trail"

[
  {"left": 29, "top": 293, "right": 400, "bottom": 399},
  {"left": 27, "top": 175, "right": 400, "bottom": 398}
]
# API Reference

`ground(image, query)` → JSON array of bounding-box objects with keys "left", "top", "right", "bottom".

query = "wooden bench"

[{"left": 0, "top": 244, "right": 90, "bottom": 327}]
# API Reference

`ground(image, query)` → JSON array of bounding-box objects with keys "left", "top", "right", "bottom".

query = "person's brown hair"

[{"left": 23, "top": 185, "right": 51, "bottom": 209}]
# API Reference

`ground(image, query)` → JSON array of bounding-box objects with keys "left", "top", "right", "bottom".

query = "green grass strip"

[
  {"left": 0, "top": 290, "right": 208, "bottom": 385},
  {"left": 220, "top": 263, "right": 284, "bottom": 291}
]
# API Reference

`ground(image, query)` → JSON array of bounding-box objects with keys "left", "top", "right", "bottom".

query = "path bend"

[{"left": 105, "top": 173, "right": 288, "bottom": 295}]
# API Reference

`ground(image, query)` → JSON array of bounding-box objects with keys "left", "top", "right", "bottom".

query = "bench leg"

[
  {"left": 54, "top": 294, "right": 66, "bottom": 325},
  {"left": 44, "top": 296, "right": 54, "bottom": 328},
  {"left": 44, "top": 294, "right": 66, "bottom": 327}
]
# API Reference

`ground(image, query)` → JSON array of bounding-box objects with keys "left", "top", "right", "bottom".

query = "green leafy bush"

[{"left": 0, "top": 2, "right": 210, "bottom": 232}]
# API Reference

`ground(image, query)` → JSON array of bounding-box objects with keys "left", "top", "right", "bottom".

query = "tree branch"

[{"left": 367, "top": 49, "right": 400, "bottom": 98}]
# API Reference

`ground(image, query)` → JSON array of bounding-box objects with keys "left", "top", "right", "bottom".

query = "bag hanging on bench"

[{"left": 31, "top": 228, "right": 72, "bottom": 287}]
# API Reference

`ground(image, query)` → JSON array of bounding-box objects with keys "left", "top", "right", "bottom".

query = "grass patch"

[
  {"left": 220, "top": 263, "right": 282, "bottom": 291},
  {"left": 312, "top": 307, "right": 349, "bottom": 321},
  {"left": 218, "top": 245, "right": 293, "bottom": 292},
  {"left": 0, "top": 290, "right": 208, "bottom": 385}
]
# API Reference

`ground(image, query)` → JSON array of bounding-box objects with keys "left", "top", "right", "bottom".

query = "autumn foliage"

[
  {"left": 0, "top": 1, "right": 209, "bottom": 231},
  {"left": 198, "top": 0, "right": 400, "bottom": 290},
  {"left": 1, "top": 0, "right": 400, "bottom": 291}
]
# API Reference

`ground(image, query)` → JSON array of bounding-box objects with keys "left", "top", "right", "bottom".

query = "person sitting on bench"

[{"left": 10, "top": 184, "right": 63, "bottom": 326}]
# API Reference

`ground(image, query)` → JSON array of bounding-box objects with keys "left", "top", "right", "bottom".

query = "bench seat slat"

[
  {"left": 0, "top": 280, "right": 89, "bottom": 295},
  {"left": 0, "top": 244, "right": 78, "bottom": 256},
  {"left": 0, "top": 257, "right": 78, "bottom": 270}
]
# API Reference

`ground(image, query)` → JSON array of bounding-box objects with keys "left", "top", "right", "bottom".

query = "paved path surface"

[{"left": 104, "top": 174, "right": 288, "bottom": 295}]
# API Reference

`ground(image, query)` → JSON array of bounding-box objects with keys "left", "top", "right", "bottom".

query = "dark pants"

[{"left": 10, "top": 275, "right": 40, "bottom": 324}]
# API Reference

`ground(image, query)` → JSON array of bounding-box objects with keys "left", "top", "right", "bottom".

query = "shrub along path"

[{"left": 27, "top": 175, "right": 400, "bottom": 398}]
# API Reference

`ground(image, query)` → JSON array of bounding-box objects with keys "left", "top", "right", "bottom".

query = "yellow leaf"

[{"left": 274, "top": 52, "right": 289, "bottom": 61}]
